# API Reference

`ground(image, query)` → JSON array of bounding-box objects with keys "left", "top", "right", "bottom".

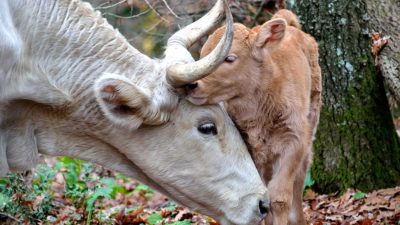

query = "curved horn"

[{"left": 166, "top": 0, "right": 233, "bottom": 87}]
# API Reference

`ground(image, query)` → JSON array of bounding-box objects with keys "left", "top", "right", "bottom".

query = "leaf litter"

[
  {"left": 0, "top": 157, "right": 399, "bottom": 225},
  {"left": 303, "top": 187, "right": 400, "bottom": 224}
]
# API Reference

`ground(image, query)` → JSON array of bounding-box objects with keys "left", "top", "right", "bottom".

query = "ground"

[{"left": 0, "top": 157, "right": 399, "bottom": 225}]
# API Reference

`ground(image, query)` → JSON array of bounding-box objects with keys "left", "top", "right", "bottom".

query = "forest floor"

[
  {"left": 0, "top": 157, "right": 399, "bottom": 225},
  {"left": 303, "top": 187, "right": 399, "bottom": 224}
]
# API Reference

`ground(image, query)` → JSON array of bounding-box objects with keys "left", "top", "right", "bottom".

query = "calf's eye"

[
  {"left": 198, "top": 122, "right": 218, "bottom": 135},
  {"left": 225, "top": 55, "right": 237, "bottom": 63}
]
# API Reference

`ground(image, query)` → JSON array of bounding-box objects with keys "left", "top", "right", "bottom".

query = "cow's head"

[
  {"left": 186, "top": 19, "right": 287, "bottom": 105},
  {"left": 88, "top": 3, "right": 271, "bottom": 223}
]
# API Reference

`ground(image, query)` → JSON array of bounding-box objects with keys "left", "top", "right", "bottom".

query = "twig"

[
  {"left": 142, "top": 0, "right": 169, "bottom": 23},
  {"left": 97, "top": 0, "right": 113, "bottom": 9},
  {"left": 0, "top": 212, "right": 22, "bottom": 223},
  {"left": 251, "top": 0, "right": 267, "bottom": 27},
  {"left": 161, "top": 0, "right": 180, "bottom": 18},
  {"left": 144, "top": 19, "right": 164, "bottom": 32},
  {"left": 96, "top": 0, "right": 127, "bottom": 10},
  {"left": 102, "top": 9, "right": 151, "bottom": 19},
  {"left": 142, "top": 30, "right": 167, "bottom": 37}
]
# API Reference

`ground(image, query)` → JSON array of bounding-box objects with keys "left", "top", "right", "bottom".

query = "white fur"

[{"left": 0, "top": 1, "right": 268, "bottom": 224}]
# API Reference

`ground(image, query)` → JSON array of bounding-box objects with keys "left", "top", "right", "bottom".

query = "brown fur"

[{"left": 187, "top": 9, "right": 322, "bottom": 225}]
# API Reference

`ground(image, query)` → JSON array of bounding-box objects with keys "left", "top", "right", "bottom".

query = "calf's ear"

[
  {"left": 94, "top": 73, "right": 151, "bottom": 130},
  {"left": 255, "top": 18, "right": 286, "bottom": 49}
]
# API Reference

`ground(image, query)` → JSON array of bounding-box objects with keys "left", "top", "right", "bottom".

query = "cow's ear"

[
  {"left": 255, "top": 18, "right": 286, "bottom": 49},
  {"left": 94, "top": 73, "right": 151, "bottom": 130}
]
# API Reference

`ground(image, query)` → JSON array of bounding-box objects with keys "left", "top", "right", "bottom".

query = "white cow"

[{"left": 0, "top": 0, "right": 269, "bottom": 224}]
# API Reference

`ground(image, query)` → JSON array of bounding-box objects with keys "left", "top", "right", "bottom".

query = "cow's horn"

[{"left": 166, "top": 0, "right": 233, "bottom": 87}]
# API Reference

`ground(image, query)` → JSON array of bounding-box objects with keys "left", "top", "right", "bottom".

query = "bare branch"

[
  {"left": 96, "top": 0, "right": 127, "bottom": 10},
  {"left": 142, "top": 0, "right": 169, "bottom": 23},
  {"left": 161, "top": 0, "right": 180, "bottom": 18},
  {"left": 102, "top": 9, "right": 151, "bottom": 19},
  {"left": 144, "top": 19, "right": 164, "bottom": 32},
  {"left": 0, "top": 212, "right": 22, "bottom": 223},
  {"left": 251, "top": 0, "right": 267, "bottom": 27},
  {"left": 97, "top": 0, "right": 113, "bottom": 9}
]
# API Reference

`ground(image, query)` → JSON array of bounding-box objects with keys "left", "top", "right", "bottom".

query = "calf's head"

[{"left": 186, "top": 19, "right": 287, "bottom": 105}]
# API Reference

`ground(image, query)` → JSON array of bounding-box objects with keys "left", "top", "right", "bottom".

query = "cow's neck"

[
  {"left": 225, "top": 63, "right": 286, "bottom": 161},
  {"left": 1, "top": 0, "right": 179, "bottom": 158},
  {"left": 5, "top": 0, "right": 162, "bottom": 109},
  {"left": 0, "top": 0, "right": 168, "bottom": 179}
]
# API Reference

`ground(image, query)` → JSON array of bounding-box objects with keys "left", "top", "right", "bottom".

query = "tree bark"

[
  {"left": 365, "top": 0, "right": 400, "bottom": 102},
  {"left": 294, "top": 0, "right": 400, "bottom": 193}
]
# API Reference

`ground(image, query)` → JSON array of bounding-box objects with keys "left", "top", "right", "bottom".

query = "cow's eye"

[
  {"left": 225, "top": 55, "right": 237, "bottom": 63},
  {"left": 198, "top": 122, "right": 218, "bottom": 135}
]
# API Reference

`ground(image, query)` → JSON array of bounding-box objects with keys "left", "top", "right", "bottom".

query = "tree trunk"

[
  {"left": 365, "top": 0, "right": 400, "bottom": 103},
  {"left": 294, "top": 0, "right": 400, "bottom": 193}
]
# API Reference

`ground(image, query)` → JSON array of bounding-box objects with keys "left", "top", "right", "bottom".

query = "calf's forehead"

[{"left": 201, "top": 23, "right": 251, "bottom": 57}]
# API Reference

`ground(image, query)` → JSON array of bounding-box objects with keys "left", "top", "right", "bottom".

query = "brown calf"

[{"left": 186, "top": 10, "right": 322, "bottom": 225}]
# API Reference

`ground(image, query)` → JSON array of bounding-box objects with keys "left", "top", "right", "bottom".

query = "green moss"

[{"left": 298, "top": 0, "right": 400, "bottom": 194}]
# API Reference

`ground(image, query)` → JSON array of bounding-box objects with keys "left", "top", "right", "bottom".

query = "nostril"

[
  {"left": 259, "top": 200, "right": 270, "bottom": 217},
  {"left": 186, "top": 82, "right": 198, "bottom": 91}
]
